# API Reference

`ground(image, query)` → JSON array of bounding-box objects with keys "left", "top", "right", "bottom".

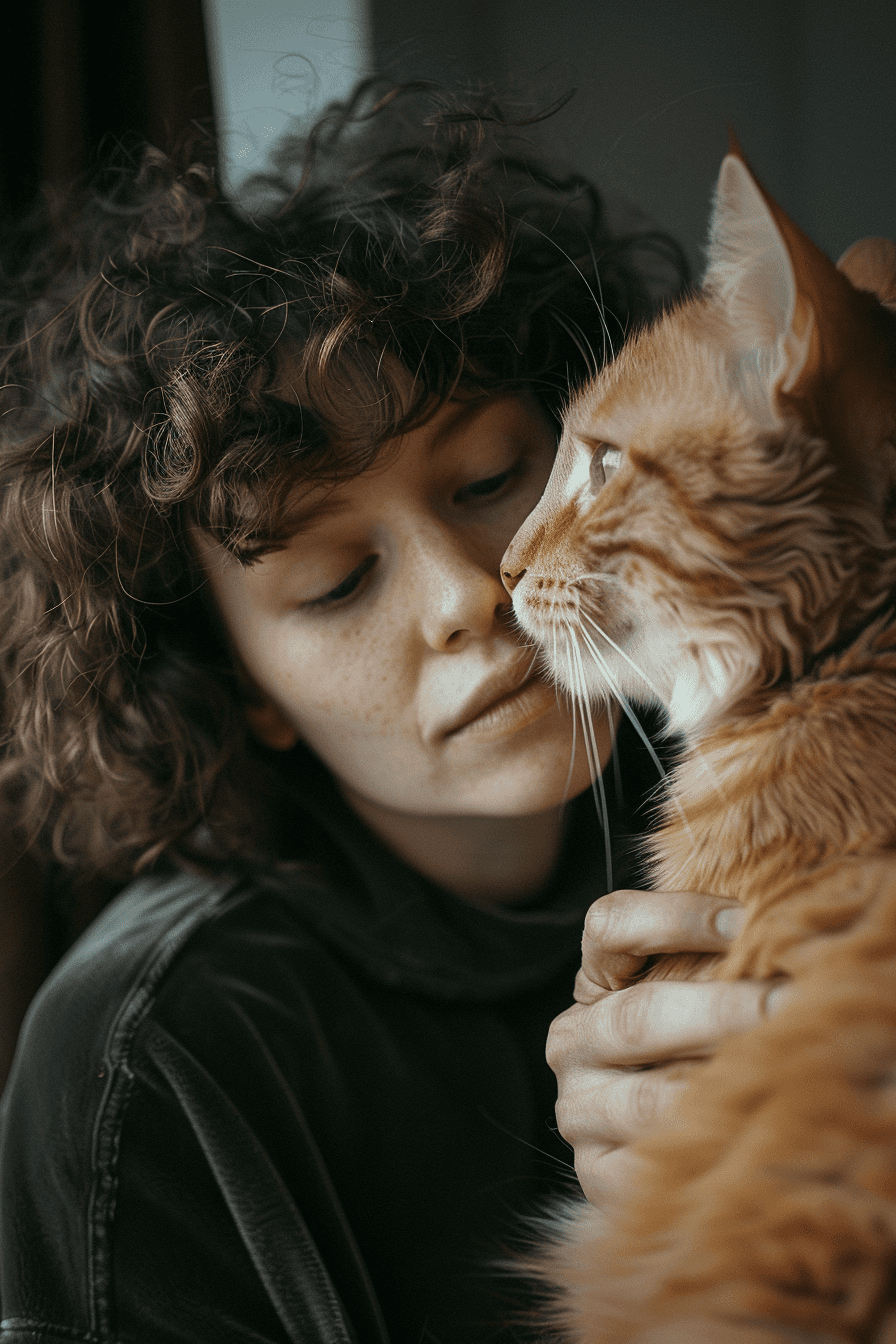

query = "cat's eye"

[{"left": 590, "top": 444, "right": 623, "bottom": 490}]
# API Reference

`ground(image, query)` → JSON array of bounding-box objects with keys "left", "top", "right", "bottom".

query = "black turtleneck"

[{"left": 0, "top": 713, "right": 669, "bottom": 1344}]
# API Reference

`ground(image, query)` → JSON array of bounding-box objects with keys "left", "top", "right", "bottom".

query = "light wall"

[{"left": 202, "top": 0, "right": 371, "bottom": 194}]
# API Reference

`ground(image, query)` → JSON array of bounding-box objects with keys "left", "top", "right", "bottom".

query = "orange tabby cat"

[{"left": 502, "top": 147, "right": 896, "bottom": 1342}]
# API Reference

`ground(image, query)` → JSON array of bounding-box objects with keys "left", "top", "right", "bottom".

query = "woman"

[{"left": 0, "top": 85, "right": 774, "bottom": 1342}]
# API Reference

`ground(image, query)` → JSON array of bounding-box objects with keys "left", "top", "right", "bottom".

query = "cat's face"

[
  {"left": 502, "top": 313, "right": 830, "bottom": 737},
  {"left": 503, "top": 153, "right": 896, "bottom": 740}
]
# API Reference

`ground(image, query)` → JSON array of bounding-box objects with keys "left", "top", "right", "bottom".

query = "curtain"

[{"left": 0, "top": 0, "right": 214, "bottom": 219}]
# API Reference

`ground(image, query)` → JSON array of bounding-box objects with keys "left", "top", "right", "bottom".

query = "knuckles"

[
  {"left": 553, "top": 1094, "right": 588, "bottom": 1147},
  {"left": 546, "top": 986, "right": 649, "bottom": 1074},
  {"left": 552, "top": 1060, "right": 670, "bottom": 1148},
  {"left": 603, "top": 984, "right": 651, "bottom": 1055},
  {"left": 625, "top": 1068, "right": 670, "bottom": 1132},
  {"left": 545, "top": 1004, "right": 581, "bottom": 1074},
  {"left": 582, "top": 890, "right": 643, "bottom": 954}
]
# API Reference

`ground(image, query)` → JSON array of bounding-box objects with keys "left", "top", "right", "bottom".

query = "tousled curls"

[{"left": 0, "top": 81, "right": 688, "bottom": 881}]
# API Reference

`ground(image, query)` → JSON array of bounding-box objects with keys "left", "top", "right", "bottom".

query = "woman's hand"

[{"left": 547, "top": 889, "right": 787, "bottom": 1209}]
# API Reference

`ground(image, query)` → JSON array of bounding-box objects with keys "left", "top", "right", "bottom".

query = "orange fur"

[{"left": 503, "top": 151, "right": 896, "bottom": 1341}]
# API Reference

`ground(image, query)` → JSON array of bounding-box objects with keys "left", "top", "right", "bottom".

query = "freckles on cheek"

[
  {"left": 348, "top": 661, "right": 407, "bottom": 730},
  {"left": 270, "top": 627, "right": 406, "bottom": 734},
  {"left": 362, "top": 673, "right": 401, "bottom": 727}
]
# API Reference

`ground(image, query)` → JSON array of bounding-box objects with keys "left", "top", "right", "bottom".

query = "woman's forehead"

[
  {"left": 290, "top": 391, "right": 544, "bottom": 512},
  {"left": 192, "top": 386, "right": 551, "bottom": 565}
]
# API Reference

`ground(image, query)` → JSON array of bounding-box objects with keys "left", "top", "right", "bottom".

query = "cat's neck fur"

[{"left": 650, "top": 612, "right": 896, "bottom": 906}]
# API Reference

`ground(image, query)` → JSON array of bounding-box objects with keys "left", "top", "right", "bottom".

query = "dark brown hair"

[{"left": 0, "top": 81, "right": 688, "bottom": 883}]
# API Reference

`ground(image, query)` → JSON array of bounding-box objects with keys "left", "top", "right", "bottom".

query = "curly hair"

[{"left": 0, "top": 81, "right": 688, "bottom": 883}]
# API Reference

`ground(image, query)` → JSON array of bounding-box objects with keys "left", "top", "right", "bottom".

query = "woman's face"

[{"left": 196, "top": 392, "right": 599, "bottom": 818}]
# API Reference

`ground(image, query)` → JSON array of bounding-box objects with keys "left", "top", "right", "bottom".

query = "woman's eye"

[
  {"left": 455, "top": 462, "right": 518, "bottom": 505},
  {"left": 306, "top": 555, "right": 377, "bottom": 609},
  {"left": 590, "top": 444, "right": 623, "bottom": 490}
]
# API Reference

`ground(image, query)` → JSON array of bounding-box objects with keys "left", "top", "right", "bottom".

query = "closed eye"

[
  {"left": 305, "top": 554, "right": 377, "bottom": 609},
  {"left": 454, "top": 461, "right": 520, "bottom": 505}
]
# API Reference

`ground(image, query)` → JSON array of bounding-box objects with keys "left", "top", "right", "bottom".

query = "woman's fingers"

[
  {"left": 549, "top": 978, "right": 778, "bottom": 1072},
  {"left": 578, "top": 889, "right": 748, "bottom": 995},
  {"left": 554, "top": 1061, "right": 691, "bottom": 1152},
  {"left": 553, "top": 890, "right": 793, "bottom": 1214},
  {"left": 557, "top": 1065, "right": 691, "bottom": 1207},
  {"left": 573, "top": 1141, "right": 653, "bottom": 1211},
  {"left": 548, "top": 977, "right": 793, "bottom": 1210}
]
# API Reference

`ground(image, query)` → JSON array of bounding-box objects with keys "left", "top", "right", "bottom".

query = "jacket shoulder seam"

[{"left": 84, "top": 875, "right": 244, "bottom": 1336}]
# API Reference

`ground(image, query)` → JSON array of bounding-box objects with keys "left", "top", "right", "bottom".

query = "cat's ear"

[
  {"left": 704, "top": 153, "right": 814, "bottom": 403},
  {"left": 706, "top": 145, "right": 896, "bottom": 503},
  {"left": 837, "top": 237, "right": 896, "bottom": 309}
]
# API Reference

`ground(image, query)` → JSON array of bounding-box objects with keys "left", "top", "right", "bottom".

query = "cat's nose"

[{"left": 501, "top": 567, "right": 526, "bottom": 594}]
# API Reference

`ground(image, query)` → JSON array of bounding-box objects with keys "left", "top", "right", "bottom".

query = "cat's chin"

[
  {"left": 665, "top": 643, "right": 762, "bottom": 739},
  {"left": 534, "top": 642, "right": 611, "bottom": 703},
  {"left": 666, "top": 667, "right": 725, "bottom": 738}
]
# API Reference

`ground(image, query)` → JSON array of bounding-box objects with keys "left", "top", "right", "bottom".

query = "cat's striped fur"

[{"left": 503, "top": 149, "right": 896, "bottom": 1342}]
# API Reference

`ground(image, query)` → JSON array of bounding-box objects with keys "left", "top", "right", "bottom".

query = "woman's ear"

[
  {"left": 244, "top": 694, "right": 300, "bottom": 751},
  {"left": 231, "top": 651, "right": 300, "bottom": 751},
  {"left": 233, "top": 666, "right": 299, "bottom": 752}
]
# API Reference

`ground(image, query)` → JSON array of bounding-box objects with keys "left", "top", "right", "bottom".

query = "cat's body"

[{"left": 502, "top": 151, "right": 896, "bottom": 1341}]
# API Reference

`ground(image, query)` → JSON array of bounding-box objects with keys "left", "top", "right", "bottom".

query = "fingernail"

[
  {"left": 714, "top": 905, "right": 746, "bottom": 940},
  {"left": 763, "top": 981, "right": 790, "bottom": 1016}
]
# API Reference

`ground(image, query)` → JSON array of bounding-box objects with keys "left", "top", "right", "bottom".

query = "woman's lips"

[{"left": 446, "top": 673, "right": 558, "bottom": 742}]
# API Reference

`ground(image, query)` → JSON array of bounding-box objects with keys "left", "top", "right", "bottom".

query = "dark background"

[
  {"left": 371, "top": 0, "right": 896, "bottom": 273},
  {"left": 0, "top": 1, "right": 212, "bottom": 220},
  {"left": 3, "top": 1, "right": 893, "bottom": 276}
]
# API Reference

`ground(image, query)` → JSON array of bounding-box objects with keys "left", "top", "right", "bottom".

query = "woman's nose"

[{"left": 412, "top": 527, "right": 510, "bottom": 650}]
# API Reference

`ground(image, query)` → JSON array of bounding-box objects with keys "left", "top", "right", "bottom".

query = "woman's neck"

[{"left": 339, "top": 789, "right": 570, "bottom": 906}]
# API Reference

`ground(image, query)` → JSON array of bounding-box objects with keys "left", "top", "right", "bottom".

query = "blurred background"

[{"left": 2, "top": 0, "right": 893, "bottom": 275}]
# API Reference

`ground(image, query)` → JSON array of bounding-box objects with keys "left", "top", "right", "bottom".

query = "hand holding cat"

[{"left": 546, "top": 889, "right": 788, "bottom": 1209}]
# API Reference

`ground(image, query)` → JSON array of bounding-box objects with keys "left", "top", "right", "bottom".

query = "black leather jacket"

[{"left": 0, "top": 732, "right": 657, "bottom": 1343}]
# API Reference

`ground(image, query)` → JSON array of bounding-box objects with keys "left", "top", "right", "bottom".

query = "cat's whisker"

[
  {"left": 588, "top": 258, "right": 615, "bottom": 367},
  {"left": 565, "top": 637, "right": 595, "bottom": 779},
  {"left": 522, "top": 645, "right": 542, "bottom": 683},
  {"left": 521, "top": 219, "right": 614, "bottom": 365},
  {"left": 549, "top": 309, "right": 602, "bottom": 380},
  {"left": 559, "top": 627, "right": 582, "bottom": 806},
  {"left": 562, "top": 628, "right": 597, "bottom": 773},
  {"left": 477, "top": 1106, "right": 577, "bottom": 1174},
  {"left": 567, "top": 628, "right": 614, "bottom": 889},
  {"left": 576, "top": 571, "right": 624, "bottom": 585},
  {"left": 504, "top": 624, "right": 544, "bottom": 683},
  {"left": 553, "top": 623, "right": 575, "bottom": 718},
  {"left": 574, "top": 622, "right": 694, "bottom": 839},
  {"left": 577, "top": 609, "right": 666, "bottom": 702},
  {"left": 574, "top": 622, "right": 669, "bottom": 782}
]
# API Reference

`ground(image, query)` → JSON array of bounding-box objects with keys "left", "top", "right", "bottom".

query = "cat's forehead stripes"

[{"left": 566, "top": 310, "right": 764, "bottom": 456}]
